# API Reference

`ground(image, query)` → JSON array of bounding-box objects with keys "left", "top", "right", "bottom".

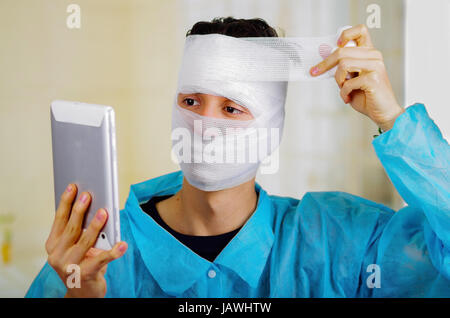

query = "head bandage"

[
  {"left": 178, "top": 26, "right": 355, "bottom": 83},
  {"left": 172, "top": 26, "right": 354, "bottom": 191}
]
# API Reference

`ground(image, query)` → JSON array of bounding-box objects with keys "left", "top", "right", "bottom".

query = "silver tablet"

[{"left": 50, "top": 100, "right": 120, "bottom": 250}]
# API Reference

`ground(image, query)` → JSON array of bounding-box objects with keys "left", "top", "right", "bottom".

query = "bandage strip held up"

[{"left": 178, "top": 26, "right": 356, "bottom": 83}]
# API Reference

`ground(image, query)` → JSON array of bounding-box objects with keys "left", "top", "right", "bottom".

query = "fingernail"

[
  {"left": 311, "top": 66, "right": 319, "bottom": 75},
  {"left": 119, "top": 243, "right": 127, "bottom": 253},
  {"left": 80, "top": 193, "right": 88, "bottom": 203},
  {"left": 97, "top": 209, "right": 106, "bottom": 220},
  {"left": 66, "top": 184, "right": 72, "bottom": 193},
  {"left": 337, "top": 38, "right": 342, "bottom": 46}
]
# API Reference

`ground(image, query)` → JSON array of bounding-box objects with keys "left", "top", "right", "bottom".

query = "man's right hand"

[{"left": 46, "top": 183, "right": 127, "bottom": 298}]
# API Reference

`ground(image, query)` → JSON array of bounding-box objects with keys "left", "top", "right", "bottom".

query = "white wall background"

[{"left": 404, "top": 0, "right": 450, "bottom": 140}]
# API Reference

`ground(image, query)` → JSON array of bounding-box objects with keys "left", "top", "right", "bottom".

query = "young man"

[{"left": 27, "top": 17, "right": 449, "bottom": 297}]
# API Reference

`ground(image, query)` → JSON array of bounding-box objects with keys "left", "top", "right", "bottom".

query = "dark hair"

[{"left": 186, "top": 17, "right": 278, "bottom": 38}]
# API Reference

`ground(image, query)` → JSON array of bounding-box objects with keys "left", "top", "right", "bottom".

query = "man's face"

[{"left": 177, "top": 93, "right": 254, "bottom": 121}]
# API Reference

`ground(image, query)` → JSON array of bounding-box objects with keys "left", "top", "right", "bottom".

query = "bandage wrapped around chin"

[{"left": 172, "top": 28, "right": 354, "bottom": 191}]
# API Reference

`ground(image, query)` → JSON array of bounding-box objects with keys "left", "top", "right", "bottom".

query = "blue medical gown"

[{"left": 26, "top": 103, "right": 450, "bottom": 297}]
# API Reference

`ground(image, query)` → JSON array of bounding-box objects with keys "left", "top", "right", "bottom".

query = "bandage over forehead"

[{"left": 176, "top": 26, "right": 354, "bottom": 118}]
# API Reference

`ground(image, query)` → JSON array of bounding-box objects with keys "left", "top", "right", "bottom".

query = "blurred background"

[{"left": 0, "top": 0, "right": 449, "bottom": 297}]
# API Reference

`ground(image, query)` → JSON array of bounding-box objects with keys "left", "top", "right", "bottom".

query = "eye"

[
  {"left": 225, "top": 106, "right": 243, "bottom": 115},
  {"left": 182, "top": 98, "right": 199, "bottom": 106}
]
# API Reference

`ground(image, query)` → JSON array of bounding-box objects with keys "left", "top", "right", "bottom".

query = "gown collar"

[{"left": 123, "top": 171, "right": 275, "bottom": 295}]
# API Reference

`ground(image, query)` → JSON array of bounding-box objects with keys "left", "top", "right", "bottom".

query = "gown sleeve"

[
  {"left": 360, "top": 103, "right": 450, "bottom": 296},
  {"left": 24, "top": 262, "right": 67, "bottom": 298}
]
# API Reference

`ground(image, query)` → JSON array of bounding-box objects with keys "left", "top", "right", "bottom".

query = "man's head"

[
  {"left": 173, "top": 17, "right": 285, "bottom": 191},
  {"left": 177, "top": 17, "right": 279, "bottom": 120}
]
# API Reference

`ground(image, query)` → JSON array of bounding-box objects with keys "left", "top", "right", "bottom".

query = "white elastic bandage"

[
  {"left": 172, "top": 26, "right": 354, "bottom": 191},
  {"left": 178, "top": 26, "right": 355, "bottom": 83}
]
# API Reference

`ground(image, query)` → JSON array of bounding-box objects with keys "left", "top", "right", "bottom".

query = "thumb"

[{"left": 82, "top": 242, "right": 127, "bottom": 274}]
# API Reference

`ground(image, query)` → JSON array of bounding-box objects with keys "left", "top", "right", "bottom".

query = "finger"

[
  {"left": 311, "top": 47, "right": 382, "bottom": 76},
  {"left": 56, "top": 192, "right": 91, "bottom": 250},
  {"left": 99, "top": 264, "right": 108, "bottom": 276},
  {"left": 334, "top": 58, "right": 383, "bottom": 88},
  {"left": 338, "top": 24, "right": 374, "bottom": 48},
  {"left": 340, "top": 75, "right": 370, "bottom": 103},
  {"left": 86, "top": 247, "right": 104, "bottom": 258},
  {"left": 68, "top": 209, "right": 108, "bottom": 264},
  {"left": 82, "top": 242, "right": 127, "bottom": 275},
  {"left": 46, "top": 183, "right": 78, "bottom": 253}
]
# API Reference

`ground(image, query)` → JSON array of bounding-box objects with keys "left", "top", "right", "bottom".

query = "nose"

[
  {"left": 195, "top": 95, "right": 224, "bottom": 118},
  {"left": 197, "top": 104, "right": 218, "bottom": 118}
]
